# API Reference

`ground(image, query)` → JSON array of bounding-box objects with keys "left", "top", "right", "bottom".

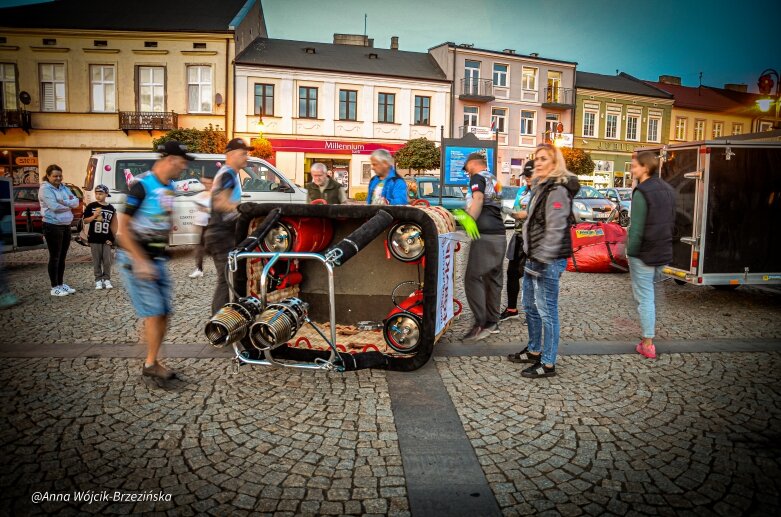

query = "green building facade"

[{"left": 574, "top": 72, "right": 674, "bottom": 187}]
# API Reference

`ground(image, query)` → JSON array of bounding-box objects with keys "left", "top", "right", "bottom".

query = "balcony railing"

[
  {"left": 542, "top": 87, "right": 575, "bottom": 108},
  {"left": 119, "top": 111, "right": 178, "bottom": 134},
  {"left": 459, "top": 78, "right": 495, "bottom": 102},
  {"left": 0, "top": 109, "right": 32, "bottom": 134}
]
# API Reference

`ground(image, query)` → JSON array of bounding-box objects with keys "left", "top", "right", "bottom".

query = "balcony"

[
  {"left": 542, "top": 87, "right": 575, "bottom": 109},
  {"left": 0, "top": 109, "right": 32, "bottom": 134},
  {"left": 119, "top": 111, "right": 178, "bottom": 134},
  {"left": 459, "top": 78, "right": 495, "bottom": 102}
]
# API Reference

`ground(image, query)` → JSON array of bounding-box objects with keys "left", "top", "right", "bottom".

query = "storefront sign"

[
  {"left": 14, "top": 156, "right": 38, "bottom": 166},
  {"left": 443, "top": 146, "right": 496, "bottom": 185},
  {"left": 465, "top": 126, "right": 494, "bottom": 140},
  {"left": 267, "top": 138, "right": 405, "bottom": 155},
  {"left": 435, "top": 233, "right": 456, "bottom": 335}
]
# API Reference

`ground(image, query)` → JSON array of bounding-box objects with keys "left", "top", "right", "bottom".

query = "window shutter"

[{"left": 42, "top": 82, "right": 55, "bottom": 111}]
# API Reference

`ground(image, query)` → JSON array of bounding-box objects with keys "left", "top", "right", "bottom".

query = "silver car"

[
  {"left": 599, "top": 187, "right": 632, "bottom": 227},
  {"left": 573, "top": 186, "right": 616, "bottom": 223}
]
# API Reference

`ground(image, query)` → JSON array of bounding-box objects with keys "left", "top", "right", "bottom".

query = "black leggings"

[
  {"left": 43, "top": 223, "right": 71, "bottom": 287},
  {"left": 506, "top": 235, "right": 524, "bottom": 310}
]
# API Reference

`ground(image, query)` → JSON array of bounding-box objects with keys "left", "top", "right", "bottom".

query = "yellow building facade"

[{"left": 0, "top": 0, "right": 266, "bottom": 186}]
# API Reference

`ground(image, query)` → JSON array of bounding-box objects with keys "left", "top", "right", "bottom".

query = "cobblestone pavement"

[
  {"left": 1, "top": 358, "right": 408, "bottom": 516},
  {"left": 437, "top": 353, "right": 781, "bottom": 516},
  {"left": 3, "top": 234, "right": 780, "bottom": 346}
]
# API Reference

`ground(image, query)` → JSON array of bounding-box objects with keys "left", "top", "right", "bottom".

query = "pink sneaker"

[{"left": 636, "top": 342, "right": 657, "bottom": 359}]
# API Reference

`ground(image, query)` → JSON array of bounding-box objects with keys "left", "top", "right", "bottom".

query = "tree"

[
  {"left": 394, "top": 138, "right": 440, "bottom": 175},
  {"left": 152, "top": 124, "right": 227, "bottom": 153},
  {"left": 560, "top": 147, "right": 595, "bottom": 177},
  {"left": 249, "top": 137, "right": 274, "bottom": 160}
]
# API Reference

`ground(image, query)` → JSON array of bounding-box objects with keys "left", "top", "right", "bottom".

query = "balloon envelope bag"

[{"left": 205, "top": 204, "right": 461, "bottom": 373}]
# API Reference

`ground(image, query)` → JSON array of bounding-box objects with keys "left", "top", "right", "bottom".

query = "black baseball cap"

[
  {"left": 522, "top": 160, "right": 535, "bottom": 177},
  {"left": 95, "top": 184, "right": 111, "bottom": 196},
  {"left": 461, "top": 151, "right": 487, "bottom": 170},
  {"left": 226, "top": 138, "right": 254, "bottom": 152},
  {"left": 158, "top": 141, "right": 195, "bottom": 160}
]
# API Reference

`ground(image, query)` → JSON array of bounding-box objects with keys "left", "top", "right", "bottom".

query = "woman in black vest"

[
  {"left": 516, "top": 144, "right": 579, "bottom": 379},
  {"left": 626, "top": 151, "right": 676, "bottom": 359}
]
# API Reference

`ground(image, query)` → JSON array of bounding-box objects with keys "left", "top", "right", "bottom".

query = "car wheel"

[{"left": 619, "top": 211, "right": 630, "bottom": 227}]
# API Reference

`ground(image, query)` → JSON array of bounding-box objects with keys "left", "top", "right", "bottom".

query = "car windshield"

[
  {"left": 617, "top": 190, "right": 631, "bottom": 201},
  {"left": 418, "top": 181, "right": 464, "bottom": 198},
  {"left": 14, "top": 188, "right": 38, "bottom": 202},
  {"left": 576, "top": 186, "right": 608, "bottom": 200}
]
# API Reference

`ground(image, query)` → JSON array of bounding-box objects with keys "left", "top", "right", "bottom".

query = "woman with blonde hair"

[{"left": 511, "top": 144, "right": 580, "bottom": 378}]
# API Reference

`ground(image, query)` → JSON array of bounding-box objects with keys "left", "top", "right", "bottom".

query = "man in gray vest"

[{"left": 306, "top": 163, "right": 346, "bottom": 204}]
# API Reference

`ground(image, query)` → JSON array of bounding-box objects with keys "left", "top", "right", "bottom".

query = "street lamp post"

[{"left": 756, "top": 68, "right": 781, "bottom": 130}]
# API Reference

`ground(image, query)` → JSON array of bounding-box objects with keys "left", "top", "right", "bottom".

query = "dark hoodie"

[{"left": 523, "top": 174, "right": 580, "bottom": 263}]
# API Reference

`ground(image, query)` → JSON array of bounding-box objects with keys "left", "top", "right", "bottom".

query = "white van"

[{"left": 82, "top": 152, "right": 306, "bottom": 246}]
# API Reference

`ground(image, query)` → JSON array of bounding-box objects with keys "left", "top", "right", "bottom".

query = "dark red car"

[{"left": 13, "top": 183, "right": 84, "bottom": 234}]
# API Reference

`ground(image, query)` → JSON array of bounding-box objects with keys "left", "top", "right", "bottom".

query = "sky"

[{"left": 2, "top": 0, "right": 779, "bottom": 91}]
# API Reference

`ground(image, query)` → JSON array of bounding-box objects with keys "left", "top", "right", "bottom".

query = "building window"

[
  {"left": 90, "top": 65, "right": 115, "bottom": 112},
  {"left": 339, "top": 89, "right": 357, "bottom": 121},
  {"left": 254, "top": 84, "right": 274, "bottom": 116},
  {"left": 759, "top": 121, "right": 773, "bottom": 132},
  {"left": 414, "top": 95, "right": 430, "bottom": 125},
  {"left": 299, "top": 86, "right": 317, "bottom": 118},
  {"left": 675, "top": 117, "right": 687, "bottom": 140},
  {"left": 693, "top": 119, "right": 705, "bottom": 141},
  {"left": 648, "top": 117, "right": 661, "bottom": 142},
  {"left": 732, "top": 123, "right": 743, "bottom": 135},
  {"left": 712, "top": 121, "right": 723, "bottom": 138},
  {"left": 464, "top": 60, "right": 480, "bottom": 94},
  {"left": 491, "top": 107, "right": 506, "bottom": 133},
  {"left": 582, "top": 110, "right": 597, "bottom": 137},
  {"left": 605, "top": 113, "right": 619, "bottom": 139},
  {"left": 137, "top": 66, "right": 165, "bottom": 112},
  {"left": 187, "top": 65, "right": 212, "bottom": 113},
  {"left": 544, "top": 113, "right": 560, "bottom": 142},
  {"left": 493, "top": 63, "right": 508, "bottom": 87},
  {"left": 463, "top": 106, "right": 478, "bottom": 128},
  {"left": 546, "top": 71, "right": 562, "bottom": 102},
  {"left": 378, "top": 92, "right": 395, "bottom": 123},
  {"left": 0, "top": 63, "right": 18, "bottom": 110},
  {"left": 522, "top": 67, "right": 537, "bottom": 91},
  {"left": 626, "top": 114, "right": 639, "bottom": 141},
  {"left": 520, "top": 110, "right": 536, "bottom": 136},
  {"left": 39, "top": 63, "right": 66, "bottom": 112}
]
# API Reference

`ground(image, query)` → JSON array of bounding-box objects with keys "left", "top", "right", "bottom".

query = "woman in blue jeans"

[
  {"left": 512, "top": 144, "right": 579, "bottom": 378},
  {"left": 626, "top": 152, "right": 676, "bottom": 359}
]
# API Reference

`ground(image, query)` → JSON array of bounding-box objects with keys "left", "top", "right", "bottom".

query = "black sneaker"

[
  {"left": 499, "top": 308, "right": 520, "bottom": 321},
  {"left": 507, "top": 347, "right": 540, "bottom": 364},
  {"left": 521, "top": 362, "right": 556, "bottom": 378}
]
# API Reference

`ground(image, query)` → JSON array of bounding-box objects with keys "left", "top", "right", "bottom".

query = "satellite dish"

[{"left": 19, "top": 91, "right": 31, "bottom": 105}]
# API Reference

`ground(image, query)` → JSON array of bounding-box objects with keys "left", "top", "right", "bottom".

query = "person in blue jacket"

[{"left": 367, "top": 149, "right": 408, "bottom": 205}]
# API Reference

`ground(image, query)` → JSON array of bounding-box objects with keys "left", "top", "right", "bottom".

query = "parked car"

[
  {"left": 500, "top": 185, "right": 523, "bottom": 228},
  {"left": 13, "top": 182, "right": 84, "bottom": 234},
  {"left": 406, "top": 176, "right": 467, "bottom": 211},
  {"left": 599, "top": 187, "right": 632, "bottom": 226},
  {"left": 83, "top": 153, "right": 306, "bottom": 246},
  {"left": 573, "top": 186, "right": 615, "bottom": 223}
]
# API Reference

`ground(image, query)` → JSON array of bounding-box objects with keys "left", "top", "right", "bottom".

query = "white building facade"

[{"left": 234, "top": 38, "right": 450, "bottom": 196}]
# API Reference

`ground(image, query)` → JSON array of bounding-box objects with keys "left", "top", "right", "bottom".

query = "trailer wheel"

[
  {"left": 674, "top": 279, "right": 686, "bottom": 286},
  {"left": 713, "top": 284, "right": 739, "bottom": 291}
]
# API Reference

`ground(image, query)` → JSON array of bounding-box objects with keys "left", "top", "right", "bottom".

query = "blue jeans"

[
  {"left": 522, "top": 258, "right": 567, "bottom": 366},
  {"left": 628, "top": 256, "right": 664, "bottom": 339},
  {"left": 117, "top": 250, "right": 173, "bottom": 318}
]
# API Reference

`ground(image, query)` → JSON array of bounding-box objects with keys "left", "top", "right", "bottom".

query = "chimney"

[
  {"left": 529, "top": 52, "right": 539, "bottom": 58},
  {"left": 390, "top": 36, "right": 399, "bottom": 50},
  {"left": 333, "top": 33, "right": 371, "bottom": 46},
  {"left": 503, "top": 49, "right": 515, "bottom": 54},
  {"left": 658, "top": 75, "right": 681, "bottom": 85},
  {"left": 368, "top": 38, "right": 374, "bottom": 47},
  {"left": 724, "top": 83, "right": 748, "bottom": 93}
]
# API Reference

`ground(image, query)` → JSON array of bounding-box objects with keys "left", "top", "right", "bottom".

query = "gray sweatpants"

[
  {"left": 90, "top": 242, "right": 112, "bottom": 281},
  {"left": 464, "top": 233, "right": 506, "bottom": 327}
]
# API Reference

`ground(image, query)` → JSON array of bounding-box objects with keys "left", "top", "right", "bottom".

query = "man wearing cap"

[
  {"left": 501, "top": 160, "right": 534, "bottom": 324},
  {"left": 205, "top": 138, "right": 253, "bottom": 315},
  {"left": 117, "top": 141, "right": 192, "bottom": 380},
  {"left": 462, "top": 152, "right": 507, "bottom": 342}
]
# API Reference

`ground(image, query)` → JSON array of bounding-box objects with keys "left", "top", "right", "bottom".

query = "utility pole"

[{"left": 364, "top": 14, "right": 367, "bottom": 37}]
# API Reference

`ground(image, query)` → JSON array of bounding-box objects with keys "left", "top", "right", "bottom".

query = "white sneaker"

[
  {"left": 61, "top": 284, "right": 76, "bottom": 294},
  {"left": 103, "top": 280, "right": 113, "bottom": 289},
  {"left": 189, "top": 268, "right": 203, "bottom": 279},
  {"left": 95, "top": 281, "right": 104, "bottom": 290},
  {"left": 51, "top": 286, "right": 68, "bottom": 297}
]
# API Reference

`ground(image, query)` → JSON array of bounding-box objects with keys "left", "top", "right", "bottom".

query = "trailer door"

[
  {"left": 661, "top": 147, "right": 700, "bottom": 272},
  {"left": 702, "top": 146, "right": 781, "bottom": 274}
]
